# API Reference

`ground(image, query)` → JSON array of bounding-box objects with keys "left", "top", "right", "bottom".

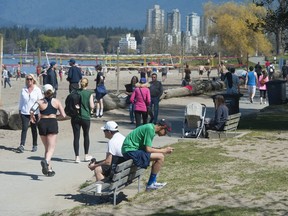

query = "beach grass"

[{"left": 43, "top": 105, "right": 288, "bottom": 216}]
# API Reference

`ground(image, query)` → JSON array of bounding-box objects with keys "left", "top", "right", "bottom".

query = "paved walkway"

[
  {"left": 0, "top": 61, "right": 278, "bottom": 215},
  {"left": 0, "top": 88, "right": 269, "bottom": 215}
]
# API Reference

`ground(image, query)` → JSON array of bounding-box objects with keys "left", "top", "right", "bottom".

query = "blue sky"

[{"left": 0, "top": 0, "right": 244, "bottom": 29}]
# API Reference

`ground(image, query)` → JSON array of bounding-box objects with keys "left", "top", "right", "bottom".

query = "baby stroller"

[{"left": 182, "top": 102, "right": 206, "bottom": 138}]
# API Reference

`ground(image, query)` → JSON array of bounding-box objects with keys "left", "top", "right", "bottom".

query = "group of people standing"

[{"left": 125, "top": 71, "right": 163, "bottom": 127}]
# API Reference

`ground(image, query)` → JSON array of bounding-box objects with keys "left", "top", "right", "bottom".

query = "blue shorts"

[{"left": 123, "top": 150, "right": 151, "bottom": 168}]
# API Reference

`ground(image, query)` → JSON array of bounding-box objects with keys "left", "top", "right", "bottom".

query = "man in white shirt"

[{"left": 88, "top": 121, "right": 125, "bottom": 181}]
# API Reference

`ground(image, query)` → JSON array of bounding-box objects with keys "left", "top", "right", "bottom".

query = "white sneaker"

[
  {"left": 75, "top": 156, "right": 81, "bottom": 163},
  {"left": 146, "top": 182, "right": 167, "bottom": 191},
  {"left": 84, "top": 155, "right": 92, "bottom": 162}
]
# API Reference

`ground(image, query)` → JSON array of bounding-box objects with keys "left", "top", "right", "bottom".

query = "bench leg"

[
  {"left": 137, "top": 176, "right": 141, "bottom": 192},
  {"left": 113, "top": 189, "right": 117, "bottom": 206}
]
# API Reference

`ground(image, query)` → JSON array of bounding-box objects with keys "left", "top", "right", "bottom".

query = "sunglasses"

[
  {"left": 103, "top": 129, "right": 110, "bottom": 132},
  {"left": 26, "top": 78, "right": 33, "bottom": 81}
]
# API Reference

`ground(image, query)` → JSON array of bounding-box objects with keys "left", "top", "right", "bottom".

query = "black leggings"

[
  {"left": 20, "top": 114, "right": 38, "bottom": 146},
  {"left": 260, "top": 90, "right": 267, "bottom": 99},
  {"left": 71, "top": 118, "right": 91, "bottom": 156},
  {"left": 134, "top": 110, "right": 148, "bottom": 127}
]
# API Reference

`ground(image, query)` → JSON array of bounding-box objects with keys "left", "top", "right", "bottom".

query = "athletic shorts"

[
  {"left": 247, "top": 85, "right": 256, "bottom": 95},
  {"left": 38, "top": 118, "right": 58, "bottom": 136},
  {"left": 101, "top": 165, "right": 111, "bottom": 177},
  {"left": 123, "top": 150, "right": 151, "bottom": 168}
]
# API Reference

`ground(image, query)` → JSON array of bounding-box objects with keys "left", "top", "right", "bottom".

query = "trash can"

[
  {"left": 266, "top": 80, "right": 287, "bottom": 105},
  {"left": 212, "top": 93, "right": 243, "bottom": 115}
]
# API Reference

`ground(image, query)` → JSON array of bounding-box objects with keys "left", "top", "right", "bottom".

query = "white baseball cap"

[
  {"left": 101, "top": 121, "right": 119, "bottom": 131},
  {"left": 42, "top": 84, "right": 54, "bottom": 93}
]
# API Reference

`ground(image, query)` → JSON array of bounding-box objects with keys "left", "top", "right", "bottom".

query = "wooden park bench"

[
  {"left": 80, "top": 159, "right": 145, "bottom": 205},
  {"left": 207, "top": 112, "right": 241, "bottom": 139}
]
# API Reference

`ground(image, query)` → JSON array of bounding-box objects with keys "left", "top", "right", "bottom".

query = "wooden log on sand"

[
  {"left": 8, "top": 112, "right": 22, "bottom": 130},
  {"left": 163, "top": 86, "right": 192, "bottom": 99},
  {"left": 0, "top": 109, "right": 9, "bottom": 127}
]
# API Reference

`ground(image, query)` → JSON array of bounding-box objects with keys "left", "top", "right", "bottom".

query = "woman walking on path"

[
  {"left": 125, "top": 76, "right": 138, "bottom": 124},
  {"left": 130, "top": 77, "right": 151, "bottom": 127},
  {"left": 30, "top": 84, "right": 66, "bottom": 177},
  {"left": 71, "top": 78, "right": 95, "bottom": 163},
  {"left": 17, "top": 74, "right": 43, "bottom": 153},
  {"left": 258, "top": 70, "right": 269, "bottom": 104},
  {"left": 245, "top": 66, "right": 258, "bottom": 103}
]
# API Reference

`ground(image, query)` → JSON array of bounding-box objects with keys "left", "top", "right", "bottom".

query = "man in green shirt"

[{"left": 122, "top": 119, "right": 174, "bottom": 191}]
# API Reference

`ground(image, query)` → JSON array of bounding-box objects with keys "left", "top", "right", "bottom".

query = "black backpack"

[{"left": 64, "top": 90, "right": 81, "bottom": 117}]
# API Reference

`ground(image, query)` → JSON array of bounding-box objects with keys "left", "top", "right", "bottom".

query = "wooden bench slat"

[
  {"left": 115, "top": 159, "right": 133, "bottom": 172},
  {"left": 80, "top": 182, "right": 111, "bottom": 195},
  {"left": 208, "top": 113, "right": 241, "bottom": 139}
]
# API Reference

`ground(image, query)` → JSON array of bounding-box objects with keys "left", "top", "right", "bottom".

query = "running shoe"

[
  {"left": 146, "top": 182, "right": 167, "bottom": 191},
  {"left": 31, "top": 146, "right": 37, "bottom": 152},
  {"left": 16, "top": 145, "right": 24, "bottom": 153},
  {"left": 41, "top": 160, "right": 49, "bottom": 175}
]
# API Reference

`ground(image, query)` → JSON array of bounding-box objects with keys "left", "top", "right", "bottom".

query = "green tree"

[
  {"left": 253, "top": 0, "right": 288, "bottom": 54},
  {"left": 204, "top": 2, "right": 272, "bottom": 57}
]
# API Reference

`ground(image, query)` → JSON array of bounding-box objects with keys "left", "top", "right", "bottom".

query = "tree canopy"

[{"left": 204, "top": 2, "right": 272, "bottom": 56}]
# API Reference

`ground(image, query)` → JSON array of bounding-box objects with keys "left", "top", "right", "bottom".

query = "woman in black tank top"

[{"left": 30, "top": 84, "right": 66, "bottom": 177}]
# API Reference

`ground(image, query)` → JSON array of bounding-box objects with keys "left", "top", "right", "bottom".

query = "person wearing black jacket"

[
  {"left": 149, "top": 73, "right": 163, "bottom": 124},
  {"left": 44, "top": 61, "right": 58, "bottom": 98},
  {"left": 254, "top": 62, "right": 262, "bottom": 79},
  {"left": 66, "top": 58, "right": 83, "bottom": 93}
]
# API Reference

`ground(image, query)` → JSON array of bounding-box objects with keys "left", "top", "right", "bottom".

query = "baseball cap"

[
  {"left": 140, "top": 77, "right": 147, "bottom": 84},
  {"left": 50, "top": 61, "right": 57, "bottom": 67},
  {"left": 68, "top": 58, "right": 76, "bottom": 64},
  {"left": 42, "top": 84, "right": 54, "bottom": 94},
  {"left": 101, "top": 121, "right": 119, "bottom": 132},
  {"left": 157, "top": 119, "right": 172, "bottom": 133}
]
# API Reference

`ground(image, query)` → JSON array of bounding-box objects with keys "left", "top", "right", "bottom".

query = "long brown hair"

[
  {"left": 215, "top": 95, "right": 225, "bottom": 109},
  {"left": 262, "top": 70, "right": 268, "bottom": 79}
]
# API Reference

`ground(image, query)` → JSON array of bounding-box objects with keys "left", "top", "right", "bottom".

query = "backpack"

[
  {"left": 7, "top": 71, "right": 12, "bottom": 78},
  {"left": 269, "top": 66, "right": 274, "bottom": 73},
  {"left": 64, "top": 90, "right": 81, "bottom": 117}
]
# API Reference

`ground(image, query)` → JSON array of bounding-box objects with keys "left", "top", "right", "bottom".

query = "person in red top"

[{"left": 265, "top": 60, "right": 270, "bottom": 71}]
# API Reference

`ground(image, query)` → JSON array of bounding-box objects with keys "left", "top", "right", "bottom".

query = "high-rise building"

[
  {"left": 166, "top": 9, "right": 181, "bottom": 34},
  {"left": 186, "top": 12, "right": 200, "bottom": 37},
  {"left": 146, "top": 5, "right": 165, "bottom": 35}
]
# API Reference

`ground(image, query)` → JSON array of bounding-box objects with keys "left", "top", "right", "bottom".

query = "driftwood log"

[
  {"left": 0, "top": 109, "right": 9, "bottom": 127},
  {"left": 1, "top": 79, "right": 224, "bottom": 130}
]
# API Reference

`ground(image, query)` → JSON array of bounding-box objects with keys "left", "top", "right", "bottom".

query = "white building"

[
  {"left": 119, "top": 33, "right": 137, "bottom": 53},
  {"left": 184, "top": 31, "right": 198, "bottom": 54},
  {"left": 186, "top": 12, "right": 200, "bottom": 37},
  {"left": 166, "top": 9, "right": 182, "bottom": 46},
  {"left": 166, "top": 9, "right": 181, "bottom": 34},
  {"left": 146, "top": 5, "right": 165, "bottom": 35}
]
